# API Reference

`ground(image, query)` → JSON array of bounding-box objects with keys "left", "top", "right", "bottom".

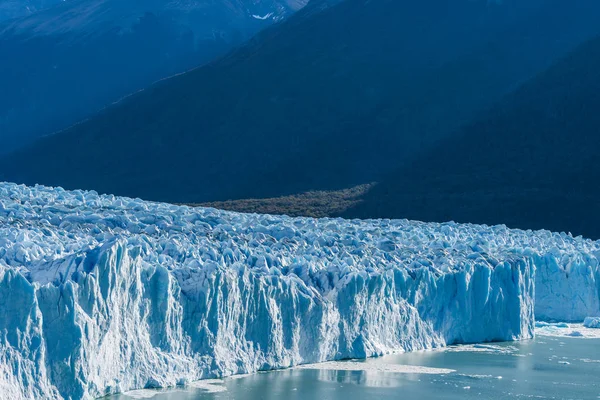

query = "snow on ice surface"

[{"left": 0, "top": 183, "right": 598, "bottom": 399}]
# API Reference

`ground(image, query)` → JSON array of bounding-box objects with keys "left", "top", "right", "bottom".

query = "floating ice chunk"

[
  {"left": 583, "top": 317, "right": 600, "bottom": 329},
  {"left": 536, "top": 321, "right": 569, "bottom": 328},
  {"left": 444, "top": 344, "right": 518, "bottom": 355},
  {"left": 122, "top": 389, "right": 161, "bottom": 399},
  {"left": 458, "top": 374, "right": 493, "bottom": 379},
  {"left": 187, "top": 379, "right": 227, "bottom": 393},
  {"left": 296, "top": 361, "right": 455, "bottom": 374},
  {"left": 535, "top": 323, "right": 600, "bottom": 339}
]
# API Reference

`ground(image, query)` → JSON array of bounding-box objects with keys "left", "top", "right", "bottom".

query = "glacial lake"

[{"left": 115, "top": 326, "right": 600, "bottom": 400}]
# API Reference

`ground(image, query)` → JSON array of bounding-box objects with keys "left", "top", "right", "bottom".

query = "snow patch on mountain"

[
  {"left": 253, "top": 12, "right": 274, "bottom": 20},
  {"left": 0, "top": 182, "right": 598, "bottom": 398}
]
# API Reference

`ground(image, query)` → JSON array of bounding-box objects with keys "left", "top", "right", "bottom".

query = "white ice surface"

[{"left": 0, "top": 182, "right": 598, "bottom": 399}]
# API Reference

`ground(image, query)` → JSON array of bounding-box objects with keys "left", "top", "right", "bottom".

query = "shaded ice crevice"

[{"left": 0, "top": 182, "right": 599, "bottom": 399}]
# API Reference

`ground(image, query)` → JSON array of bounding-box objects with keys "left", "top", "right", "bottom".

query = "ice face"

[
  {"left": 0, "top": 182, "right": 598, "bottom": 399},
  {"left": 534, "top": 251, "right": 600, "bottom": 322}
]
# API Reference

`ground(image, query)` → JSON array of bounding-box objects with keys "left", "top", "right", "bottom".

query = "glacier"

[{"left": 0, "top": 182, "right": 599, "bottom": 399}]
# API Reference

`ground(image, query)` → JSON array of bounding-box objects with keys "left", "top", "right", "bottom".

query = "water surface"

[{"left": 116, "top": 335, "right": 600, "bottom": 400}]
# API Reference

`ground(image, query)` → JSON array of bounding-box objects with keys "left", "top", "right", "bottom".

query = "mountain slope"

[
  {"left": 0, "top": 0, "right": 64, "bottom": 22},
  {"left": 0, "top": 0, "right": 307, "bottom": 153},
  {"left": 345, "top": 34, "right": 600, "bottom": 238},
  {"left": 3, "top": 0, "right": 600, "bottom": 204}
]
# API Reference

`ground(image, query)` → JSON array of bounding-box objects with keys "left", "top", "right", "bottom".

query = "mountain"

[
  {"left": 0, "top": 0, "right": 64, "bottom": 21},
  {"left": 0, "top": 0, "right": 307, "bottom": 153},
  {"left": 344, "top": 34, "right": 600, "bottom": 239},
  {"left": 3, "top": 0, "right": 600, "bottom": 205}
]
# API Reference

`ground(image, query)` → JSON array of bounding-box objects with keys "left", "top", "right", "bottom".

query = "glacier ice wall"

[
  {"left": 0, "top": 183, "right": 598, "bottom": 399},
  {"left": 533, "top": 250, "right": 600, "bottom": 321}
]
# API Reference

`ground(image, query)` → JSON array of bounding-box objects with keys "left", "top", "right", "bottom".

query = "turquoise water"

[{"left": 115, "top": 336, "right": 600, "bottom": 400}]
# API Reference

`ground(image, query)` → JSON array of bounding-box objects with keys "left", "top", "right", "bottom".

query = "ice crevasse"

[{"left": 0, "top": 182, "right": 598, "bottom": 399}]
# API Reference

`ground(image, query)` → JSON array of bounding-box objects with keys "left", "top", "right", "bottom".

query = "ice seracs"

[{"left": 0, "top": 182, "right": 599, "bottom": 399}]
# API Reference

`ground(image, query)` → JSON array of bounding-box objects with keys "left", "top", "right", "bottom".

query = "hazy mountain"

[
  {"left": 0, "top": 0, "right": 307, "bottom": 153},
  {"left": 345, "top": 34, "right": 600, "bottom": 238},
  {"left": 3, "top": 0, "right": 600, "bottom": 206}
]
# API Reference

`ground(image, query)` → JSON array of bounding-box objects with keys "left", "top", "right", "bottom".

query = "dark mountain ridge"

[
  {"left": 0, "top": 0, "right": 64, "bottom": 22},
  {"left": 3, "top": 0, "right": 600, "bottom": 210},
  {"left": 345, "top": 33, "right": 600, "bottom": 238},
  {"left": 0, "top": 0, "right": 307, "bottom": 153}
]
